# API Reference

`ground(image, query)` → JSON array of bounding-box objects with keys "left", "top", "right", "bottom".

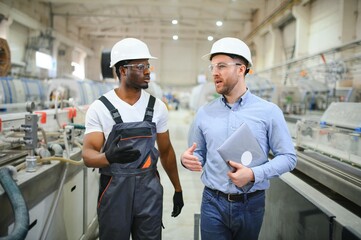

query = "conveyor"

[
  {"left": 296, "top": 150, "right": 361, "bottom": 209},
  {"left": 260, "top": 102, "right": 361, "bottom": 240}
]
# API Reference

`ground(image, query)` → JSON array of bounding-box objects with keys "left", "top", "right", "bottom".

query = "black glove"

[
  {"left": 105, "top": 138, "right": 141, "bottom": 164},
  {"left": 171, "top": 191, "right": 184, "bottom": 217}
]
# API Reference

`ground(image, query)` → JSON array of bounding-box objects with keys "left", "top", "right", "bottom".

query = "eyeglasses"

[
  {"left": 208, "top": 62, "right": 242, "bottom": 72},
  {"left": 123, "top": 63, "right": 151, "bottom": 71}
]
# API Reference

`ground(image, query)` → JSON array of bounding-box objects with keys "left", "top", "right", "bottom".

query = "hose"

[
  {"left": 67, "top": 123, "right": 86, "bottom": 130},
  {"left": 0, "top": 132, "right": 83, "bottom": 239},
  {"left": 73, "top": 140, "right": 83, "bottom": 149},
  {"left": 0, "top": 166, "right": 29, "bottom": 240},
  {"left": 39, "top": 138, "right": 83, "bottom": 165},
  {"left": 38, "top": 127, "right": 48, "bottom": 145},
  {"left": 37, "top": 157, "right": 83, "bottom": 166}
]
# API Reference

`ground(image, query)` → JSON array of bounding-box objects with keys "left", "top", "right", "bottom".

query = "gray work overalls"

[{"left": 97, "top": 95, "right": 163, "bottom": 240}]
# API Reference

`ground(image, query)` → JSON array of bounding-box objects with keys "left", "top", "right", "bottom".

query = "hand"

[
  {"left": 227, "top": 161, "right": 255, "bottom": 188},
  {"left": 105, "top": 138, "right": 141, "bottom": 164},
  {"left": 171, "top": 191, "right": 184, "bottom": 217},
  {"left": 181, "top": 143, "right": 202, "bottom": 171}
]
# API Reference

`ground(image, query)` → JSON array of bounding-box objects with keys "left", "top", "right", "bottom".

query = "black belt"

[{"left": 206, "top": 187, "right": 264, "bottom": 202}]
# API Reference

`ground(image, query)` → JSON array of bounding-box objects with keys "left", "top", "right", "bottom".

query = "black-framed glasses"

[
  {"left": 123, "top": 63, "right": 151, "bottom": 71},
  {"left": 208, "top": 62, "right": 242, "bottom": 72}
]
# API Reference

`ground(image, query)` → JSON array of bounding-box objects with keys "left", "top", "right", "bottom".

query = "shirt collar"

[{"left": 221, "top": 88, "right": 250, "bottom": 109}]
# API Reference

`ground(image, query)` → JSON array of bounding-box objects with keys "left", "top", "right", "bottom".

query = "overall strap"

[
  {"left": 98, "top": 96, "right": 123, "bottom": 124},
  {"left": 143, "top": 95, "right": 156, "bottom": 122}
]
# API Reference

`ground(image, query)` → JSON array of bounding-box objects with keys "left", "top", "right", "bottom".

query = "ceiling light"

[
  {"left": 207, "top": 36, "right": 213, "bottom": 41},
  {"left": 216, "top": 21, "right": 223, "bottom": 27},
  {"left": 173, "top": 35, "right": 178, "bottom": 40},
  {"left": 172, "top": 19, "right": 178, "bottom": 25}
]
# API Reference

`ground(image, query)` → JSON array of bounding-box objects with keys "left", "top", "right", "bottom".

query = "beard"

[
  {"left": 141, "top": 83, "right": 149, "bottom": 89},
  {"left": 126, "top": 79, "right": 149, "bottom": 90},
  {"left": 215, "top": 82, "right": 234, "bottom": 96}
]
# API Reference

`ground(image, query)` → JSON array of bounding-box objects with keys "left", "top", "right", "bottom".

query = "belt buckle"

[{"left": 227, "top": 194, "right": 235, "bottom": 202}]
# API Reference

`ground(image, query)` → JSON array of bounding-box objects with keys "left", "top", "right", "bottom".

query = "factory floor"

[{"left": 159, "top": 108, "right": 203, "bottom": 240}]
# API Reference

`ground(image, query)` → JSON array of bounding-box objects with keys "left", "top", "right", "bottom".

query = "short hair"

[
  {"left": 210, "top": 53, "right": 250, "bottom": 75},
  {"left": 114, "top": 60, "right": 130, "bottom": 80},
  {"left": 210, "top": 53, "right": 249, "bottom": 67}
]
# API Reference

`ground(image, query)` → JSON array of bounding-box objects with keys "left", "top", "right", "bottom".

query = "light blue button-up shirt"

[{"left": 188, "top": 89, "right": 297, "bottom": 194}]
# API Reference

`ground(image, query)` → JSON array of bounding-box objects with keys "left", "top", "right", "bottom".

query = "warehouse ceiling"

[{"left": 42, "top": 0, "right": 264, "bottom": 42}]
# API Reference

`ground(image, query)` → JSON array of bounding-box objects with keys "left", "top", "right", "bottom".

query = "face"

[
  {"left": 209, "top": 55, "right": 245, "bottom": 96},
  {"left": 121, "top": 59, "right": 151, "bottom": 90}
]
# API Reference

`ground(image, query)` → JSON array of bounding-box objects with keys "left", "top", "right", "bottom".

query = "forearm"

[
  {"left": 82, "top": 148, "right": 109, "bottom": 168},
  {"left": 252, "top": 153, "right": 296, "bottom": 183},
  {"left": 160, "top": 147, "right": 182, "bottom": 192}
]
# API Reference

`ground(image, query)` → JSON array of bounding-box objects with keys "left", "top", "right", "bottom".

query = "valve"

[
  {"left": 21, "top": 114, "right": 39, "bottom": 150},
  {"left": 65, "top": 125, "right": 75, "bottom": 151}
]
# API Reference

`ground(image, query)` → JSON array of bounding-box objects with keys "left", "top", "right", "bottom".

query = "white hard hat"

[
  {"left": 202, "top": 37, "right": 253, "bottom": 67},
  {"left": 109, "top": 38, "right": 157, "bottom": 67}
]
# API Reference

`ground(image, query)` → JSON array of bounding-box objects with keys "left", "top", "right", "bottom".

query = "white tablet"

[{"left": 217, "top": 122, "right": 267, "bottom": 168}]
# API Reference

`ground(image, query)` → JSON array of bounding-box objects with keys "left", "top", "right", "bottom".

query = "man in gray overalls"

[{"left": 82, "top": 38, "right": 184, "bottom": 239}]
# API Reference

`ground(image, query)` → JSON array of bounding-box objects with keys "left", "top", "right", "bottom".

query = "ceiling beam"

[
  {"left": 51, "top": 12, "right": 253, "bottom": 22},
  {"left": 39, "top": 0, "right": 264, "bottom": 10}
]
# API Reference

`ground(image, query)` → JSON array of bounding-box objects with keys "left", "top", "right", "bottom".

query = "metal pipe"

[
  {"left": 39, "top": 131, "right": 70, "bottom": 240},
  {"left": 83, "top": 167, "right": 88, "bottom": 235},
  {"left": 258, "top": 39, "right": 361, "bottom": 74},
  {"left": 47, "top": 143, "right": 64, "bottom": 157},
  {"left": 39, "top": 162, "right": 69, "bottom": 240}
]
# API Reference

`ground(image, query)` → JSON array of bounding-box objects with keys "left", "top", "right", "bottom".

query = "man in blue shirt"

[{"left": 181, "top": 37, "right": 297, "bottom": 240}]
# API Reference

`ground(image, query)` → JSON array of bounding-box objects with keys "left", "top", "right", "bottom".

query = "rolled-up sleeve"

[{"left": 252, "top": 105, "right": 297, "bottom": 183}]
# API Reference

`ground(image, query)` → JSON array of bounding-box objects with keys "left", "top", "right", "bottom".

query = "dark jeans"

[{"left": 201, "top": 187, "right": 265, "bottom": 240}]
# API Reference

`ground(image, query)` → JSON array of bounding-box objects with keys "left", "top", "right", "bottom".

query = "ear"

[
  {"left": 238, "top": 64, "right": 247, "bottom": 76},
  {"left": 120, "top": 66, "right": 127, "bottom": 76}
]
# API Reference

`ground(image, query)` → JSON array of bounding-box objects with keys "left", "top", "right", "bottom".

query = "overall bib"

[{"left": 97, "top": 95, "right": 163, "bottom": 240}]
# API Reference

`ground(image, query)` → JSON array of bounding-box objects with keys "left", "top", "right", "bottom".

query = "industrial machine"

[
  {"left": 279, "top": 77, "right": 330, "bottom": 115},
  {"left": 295, "top": 102, "right": 361, "bottom": 205},
  {"left": 0, "top": 76, "right": 115, "bottom": 239},
  {"left": 0, "top": 75, "right": 166, "bottom": 239},
  {"left": 260, "top": 102, "right": 361, "bottom": 240},
  {"left": 0, "top": 76, "right": 117, "bottom": 113},
  {"left": 0, "top": 104, "right": 98, "bottom": 239}
]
